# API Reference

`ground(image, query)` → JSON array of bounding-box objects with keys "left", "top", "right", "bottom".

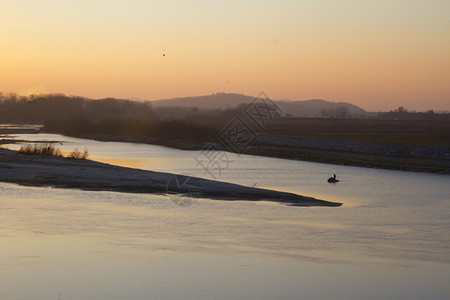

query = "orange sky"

[{"left": 1, "top": 0, "right": 449, "bottom": 111}]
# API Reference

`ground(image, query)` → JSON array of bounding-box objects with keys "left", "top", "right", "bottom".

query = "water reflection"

[
  {"left": 1, "top": 130, "right": 450, "bottom": 299},
  {"left": 4, "top": 133, "right": 450, "bottom": 205},
  {"left": 1, "top": 183, "right": 450, "bottom": 299}
]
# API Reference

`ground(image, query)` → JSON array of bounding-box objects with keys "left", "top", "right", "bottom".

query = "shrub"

[
  {"left": 18, "top": 143, "right": 62, "bottom": 157},
  {"left": 17, "top": 143, "right": 89, "bottom": 160},
  {"left": 67, "top": 148, "right": 89, "bottom": 160}
]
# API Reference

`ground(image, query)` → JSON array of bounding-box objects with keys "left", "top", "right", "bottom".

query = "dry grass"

[
  {"left": 18, "top": 144, "right": 89, "bottom": 159},
  {"left": 19, "top": 144, "right": 62, "bottom": 157},
  {"left": 266, "top": 118, "right": 450, "bottom": 146},
  {"left": 67, "top": 148, "right": 89, "bottom": 160}
]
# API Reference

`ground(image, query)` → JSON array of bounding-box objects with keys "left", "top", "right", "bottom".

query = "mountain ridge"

[{"left": 151, "top": 92, "right": 369, "bottom": 117}]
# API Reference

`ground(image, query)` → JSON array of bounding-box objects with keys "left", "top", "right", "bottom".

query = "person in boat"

[{"left": 328, "top": 173, "right": 339, "bottom": 183}]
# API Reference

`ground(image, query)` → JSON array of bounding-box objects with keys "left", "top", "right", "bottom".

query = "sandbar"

[{"left": 0, "top": 148, "right": 341, "bottom": 207}]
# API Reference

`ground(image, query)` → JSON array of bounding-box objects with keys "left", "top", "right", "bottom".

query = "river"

[{"left": 1, "top": 132, "right": 449, "bottom": 299}]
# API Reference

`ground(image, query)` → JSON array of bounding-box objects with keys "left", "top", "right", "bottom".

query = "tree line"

[
  {"left": 1, "top": 93, "right": 448, "bottom": 147},
  {"left": 0, "top": 93, "right": 223, "bottom": 144},
  {"left": 0, "top": 93, "right": 156, "bottom": 123},
  {"left": 377, "top": 106, "right": 450, "bottom": 121}
]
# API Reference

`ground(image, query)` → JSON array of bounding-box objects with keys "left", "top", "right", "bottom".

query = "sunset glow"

[{"left": 1, "top": 0, "right": 449, "bottom": 111}]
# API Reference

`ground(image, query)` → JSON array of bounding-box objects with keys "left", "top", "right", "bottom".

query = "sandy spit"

[{"left": 0, "top": 148, "right": 341, "bottom": 207}]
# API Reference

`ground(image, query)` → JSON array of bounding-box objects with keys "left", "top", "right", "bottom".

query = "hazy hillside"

[
  {"left": 151, "top": 93, "right": 369, "bottom": 118},
  {"left": 151, "top": 93, "right": 255, "bottom": 110},
  {"left": 277, "top": 99, "right": 368, "bottom": 118}
]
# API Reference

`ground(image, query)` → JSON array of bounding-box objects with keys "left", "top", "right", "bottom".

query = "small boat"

[{"left": 327, "top": 174, "right": 339, "bottom": 183}]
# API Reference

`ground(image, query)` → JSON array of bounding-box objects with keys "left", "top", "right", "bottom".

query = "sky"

[{"left": 0, "top": 0, "right": 449, "bottom": 111}]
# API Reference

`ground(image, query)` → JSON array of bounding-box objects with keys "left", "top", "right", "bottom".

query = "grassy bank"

[
  {"left": 266, "top": 118, "right": 450, "bottom": 146},
  {"left": 38, "top": 117, "right": 450, "bottom": 174}
]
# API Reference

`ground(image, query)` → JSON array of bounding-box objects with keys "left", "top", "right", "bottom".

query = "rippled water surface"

[{"left": 1, "top": 132, "right": 449, "bottom": 299}]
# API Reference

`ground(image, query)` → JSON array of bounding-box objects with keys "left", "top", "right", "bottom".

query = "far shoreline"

[
  {"left": 1, "top": 124, "right": 449, "bottom": 175},
  {"left": 42, "top": 131, "right": 450, "bottom": 175}
]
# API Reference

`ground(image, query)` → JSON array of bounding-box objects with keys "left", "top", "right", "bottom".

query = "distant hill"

[
  {"left": 151, "top": 93, "right": 369, "bottom": 118},
  {"left": 276, "top": 99, "right": 368, "bottom": 118},
  {"left": 151, "top": 93, "right": 255, "bottom": 110}
]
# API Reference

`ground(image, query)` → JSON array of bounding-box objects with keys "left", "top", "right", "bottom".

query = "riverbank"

[
  {"left": 245, "top": 134, "right": 450, "bottom": 174},
  {"left": 37, "top": 131, "right": 450, "bottom": 175},
  {"left": 2, "top": 124, "right": 449, "bottom": 175},
  {"left": 0, "top": 148, "right": 341, "bottom": 206}
]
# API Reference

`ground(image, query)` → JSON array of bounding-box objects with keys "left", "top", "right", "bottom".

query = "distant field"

[{"left": 266, "top": 118, "right": 450, "bottom": 146}]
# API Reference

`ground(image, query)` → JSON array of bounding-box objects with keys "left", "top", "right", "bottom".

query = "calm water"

[{"left": 1, "top": 132, "right": 449, "bottom": 299}]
